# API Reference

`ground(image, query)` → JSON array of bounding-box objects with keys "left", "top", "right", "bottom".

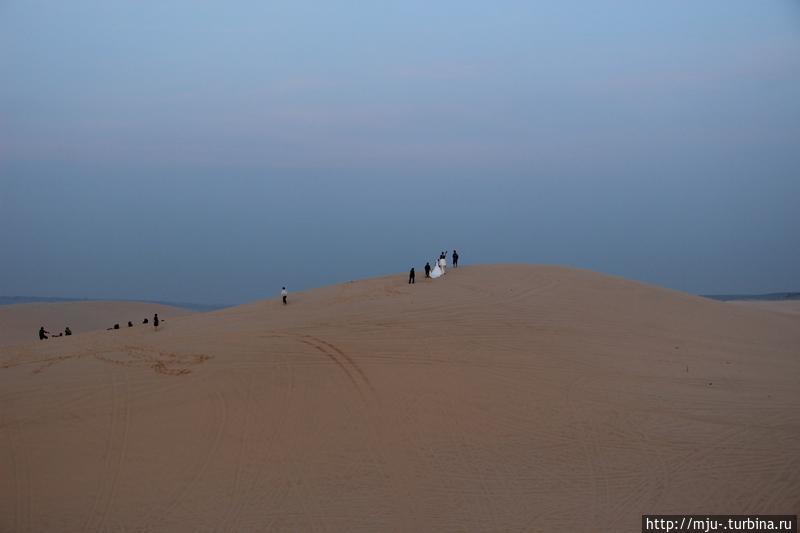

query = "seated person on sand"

[
  {"left": 64, "top": 327, "right": 72, "bottom": 336},
  {"left": 39, "top": 326, "right": 50, "bottom": 340},
  {"left": 142, "top": 318, "right": 149, "bottom": 324}
]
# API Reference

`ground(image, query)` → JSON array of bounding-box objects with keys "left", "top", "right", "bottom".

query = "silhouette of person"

[
  {"left": 424, "top": 262, "right": 431, "bottom": 278},
  {"left": 409, "top": 267, "right": 415, "bottom": 284},
  {"left": 128, "top": 321, "right": 133, "bottom": 328},
  {"left": 113, "top": 323, "right": 120, "bottom": 330},
  {"left": 452, "top": 250, "right": 459, "bottom": 268},
  {"left": 143, "top": 318, "right": 149, "bottom": 324},
  {"left": 281, "top": 287, "right": 288, "bottom": 305},
  {"left": 39, "top": 326, "right": 49, "bottom": 340},
  {"left": 64, "top": 327, "right": 72, "bottom": 336},
  {"left": 153, "top": 314, "right": 160, "bottom": 330}
]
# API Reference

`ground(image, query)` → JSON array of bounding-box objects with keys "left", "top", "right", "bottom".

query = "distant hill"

[
  {"left": 0, "top": 296, "right": 231, "bottom": 312},
  {"left": 703, "top": 292, "right": 800, "bottom": 302}
]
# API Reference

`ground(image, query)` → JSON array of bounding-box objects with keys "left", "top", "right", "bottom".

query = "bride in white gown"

[{"left": 430, "top": 259, "right": 443, "bottom": 278}]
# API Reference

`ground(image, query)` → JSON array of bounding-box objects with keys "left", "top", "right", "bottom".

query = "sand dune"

[
  {"left": 730, "top": 299, "right": 800, "bottom": 316},
  {"left": 0, "top": 301, "right": 192, "bottom": 347},
  {"left": 1, "top": 265, "right": 798, "bottom": 531}
]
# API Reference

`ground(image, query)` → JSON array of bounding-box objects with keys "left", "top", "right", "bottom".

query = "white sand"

[{"left": 1, "top": 265, "right": 798, "bottom": 531}]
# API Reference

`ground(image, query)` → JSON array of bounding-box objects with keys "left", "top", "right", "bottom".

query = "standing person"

[
  {"left": 424, "top": 262, "right": 431, "bottom": 278},
  {"left": 38, "top": 326, "right": 50, "bottom": 340},
  {"left": 452, "top": 250, "right": 459, "bottom": 268},
  {"left": 439, "top": 254, "right": 447, "bottom": 275},
  {"left": 153, "top": 313, "right": 160, "bottom": 330},
  {"left": 409, "top": 267, "right": 415, "bottom": 284},
  {"left": 281, "top": 287, "right": 288, "bottom": 305}
]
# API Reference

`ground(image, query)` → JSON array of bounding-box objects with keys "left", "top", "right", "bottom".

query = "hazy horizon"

[
  {"left": 2, "top": 1, "right": 799, "bottom": 304},
  {"left": 2, "top": 266, "right": 800, "bottom": 308}
]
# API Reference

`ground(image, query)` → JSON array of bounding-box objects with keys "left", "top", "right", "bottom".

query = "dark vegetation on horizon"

[{"left": 702, "top": 292, "right": 800, "bottom": 302}]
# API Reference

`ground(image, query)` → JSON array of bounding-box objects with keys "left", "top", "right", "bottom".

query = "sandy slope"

[
  {"left": 0, "top": 265, "right": 798, "bottom": 532},
  {"left": 730, "top": 300, "right": 800, "bottom": 316},
  {"left": 0, "top": 301, "right": 192, "bottom": 346}
]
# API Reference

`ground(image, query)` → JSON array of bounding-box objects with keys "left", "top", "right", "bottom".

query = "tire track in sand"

[
  {"left": 298, "top": 336, "right": 372, "bottom": 403},
  {"left": 306, "top": 336, "right": 375, "bottom": 394},
  {"left": 299, "top": 335, "right": 416, "bottom": 529},
  {"left": 276, "top": 345, "right": 322, "bottom": 533},
  {"left": 267, "top": 331, "right": 407, "bottom": 527},
  {"left": 6, "top": 413, "right": 33, "bottom": 533},
  {"left": 221, "top": 374, "right": 254, "bottom": 533},
  {"left": 82, "top": 368, "right": 131, "bottom": 533},
  {"left": 139, "top": 390, "right": 228, "bottom": 531},
  {"left": 96, "top": 370, "right": 131, "bottom": 532},
  {"left": 81, "top": 370, "right": 118, "bottom": 532},
  {"left": 228, "top": 352, "right": 296, "bottom": 533},
  {"left": 565, "top": 375, "right": 607, "bottom": 529}
]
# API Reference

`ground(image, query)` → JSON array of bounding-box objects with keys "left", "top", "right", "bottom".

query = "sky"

[{"left": 1, "top": 1, "right": 799, "bottom": 305}]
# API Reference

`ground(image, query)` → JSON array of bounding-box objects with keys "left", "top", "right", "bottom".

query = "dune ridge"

[{"left": 0, "top": 264, "right": 798, "bottom": 531}]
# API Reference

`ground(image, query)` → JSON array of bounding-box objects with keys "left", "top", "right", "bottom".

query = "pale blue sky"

[{"left": 1, "top": 1, "right": 799, "bottom": 304}]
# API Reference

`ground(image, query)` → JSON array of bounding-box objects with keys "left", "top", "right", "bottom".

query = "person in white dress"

[{"left": 430, "top": 260, "right": 442, "bottom": 278}]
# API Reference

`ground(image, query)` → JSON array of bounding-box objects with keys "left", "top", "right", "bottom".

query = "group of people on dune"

[
  {"left": 39, "top": 313, "right": 163, "bottom": 340},
  {"left": 37, "top": 254, "right": 462, "bottom": 339},
  {"left": 409, "top": 249, "right": 460, "bottom": 284},
  {"left": 38, "top": 326, "right": 71, "bottom": 339}
]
